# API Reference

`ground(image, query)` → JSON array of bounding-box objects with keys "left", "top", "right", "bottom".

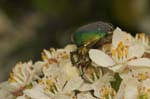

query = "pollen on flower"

[
  {"left": 8, "top": 64, "right": 22, "bottom": 83},
  {"left": 42, "top": 48, "right": 70, "bottom": 64},
  {"left": 7, "top": 61, "right": 34, "bottom": 87},
  {"left": 128, "top": 69, "right": 150, "bottom": 80},
  {"left": 38, "top": 78, "right": 58, "bottom": 94},
  {"left": 41, "top": 52, "right": 48, "bottom": 61},
  {"left": 57, "top": 51, "right": 69, "bottom": 60},
  {"left": 1, "top": 27, "right": 150, "bottom": 99},
  {"left": 8, "top": 73, "right": 17, "bottom": 83},
  {"left": 99, "top": 86, "right": 116, "bottom": 99},
  {"left": 136, "top": 33, "right": 149, "bottom": 48},
  {"left": 137, "top": 73, "right": 147, "bottom": 81},
  {"left": 136, "top": 33, "right": 146, "bottom": 42},
  {"left": 137, "top": 86, "right": 150, "bottom": 99},
  {"left": 111, "top": 41, "right": 129, "bottom": 63},
  {"left": 42, "top": 48, "right": 56, "bottom": 61},
  {"left": 42, "top": 52, "right": 57, "bottom": 64},
  {"left": 39, "top": 78, "right": 52, "bottom": 85}
]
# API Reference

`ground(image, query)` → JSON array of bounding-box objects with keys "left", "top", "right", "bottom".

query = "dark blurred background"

[{"left": 0, "top": 0, "right": 150, "bottom": 82}]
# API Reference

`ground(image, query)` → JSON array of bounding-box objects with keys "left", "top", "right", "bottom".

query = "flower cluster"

[{"left": 0, "top": 27, "right": 150, "bottom": 99}]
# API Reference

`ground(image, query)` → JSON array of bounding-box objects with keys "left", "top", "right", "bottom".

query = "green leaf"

[{"left": 111, "top": 73, "right": 122, "bottom": 92}]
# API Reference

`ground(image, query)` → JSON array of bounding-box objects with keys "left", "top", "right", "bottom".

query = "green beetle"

[
  {"left": 71, "top": 21, "right": 114, "bottom": 68},
  {"left": 72, "top": 21, "right": 114, "bottom": 47},
  {"left": 71, "top": 21, "right": 114, "bottom": 78}
]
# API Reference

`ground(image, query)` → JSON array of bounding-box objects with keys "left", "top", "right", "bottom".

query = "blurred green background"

[{"left": 0, "top": 0, "right": 150, "bottom": 82}]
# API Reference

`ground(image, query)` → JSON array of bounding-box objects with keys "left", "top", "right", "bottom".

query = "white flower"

[
  {"left": 135, "top": 33, "right": 150, "bottom": 53},
  {"left": 79, "top": 73, "right": 115, "bottom": 98},
  {"left": 89, "top": 46, "right": 149, "bottom": 72},
  {"left": 120, "top": 68, "right": 150, "bottom": 81},
  {"left": 138, "top": 79, "right": 150, "bottom": 98},
  {"left": 42, "top": 48, "right": 69, "bottom": 63},
  {"left": 22, "top": 85, "right": 50, "bottom": 99},
  {"left": 60, "top": 62, "right": 80, "bottom": 80},
  {"left": 8, "top": 61, "right": 35, "bottom": 96},
  {"left": 40, "top": 44, "right": 80, "bottom": 88},
  {"left": 8, "top": 62, "right": 34, "bottom": 85},
  {"left": 116, "top": 78, "right": 138, "bottom": 99},
  {"left": 43, "top": 61, "right": 79, "bottom": 81},
  {"left": 116, "top": 78, "right": 150, "bottom": 99},
  {"left": 64, "top": 44, "right": 78, "bottom": 52},
  {"left": 89, "top": 28, "right": 150, "bottom": 72},
  {"left": 0, "top": 89, "right": 14, "bottom": 99},
  {"left": 82, "top": 67, "right": 103, "bottom": 83},
  {"left": 42, "top": 61, "right": 80, "bottom": 89},
  {"left": 112, "top": 27, "right": 134, "bottom": 48},
  {"left": 32, "top": 61, "right": 46, "bottom": 75},
  {"left": 0, "top": 82, "right": 15, "bottom": 99},
  {"left": 21, "top": 76, "right": 83, "bottom": 99},
  {"left": 42, "top": 44, "right": 77, "bottom": 64},
  {"left": 1, "top": 28, "right": 150, "bottom": 99}
]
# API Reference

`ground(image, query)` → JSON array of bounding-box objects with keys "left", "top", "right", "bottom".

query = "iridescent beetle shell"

[
  {"left": 72, "top": 21, "right": 114, "bottom": 46},
  {"left": 71, "top": 21, "right": 114, "bottom": 70}
]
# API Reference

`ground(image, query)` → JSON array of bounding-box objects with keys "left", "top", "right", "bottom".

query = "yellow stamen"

[
  {"left": 137, "top": 73, "right": 147, "bottom": 81},
  {"left": 8, "top": 73, "right": 16, "bottom": 83},
  {"left": 136, "top": 33, "right": 149, "bottom": 47},
  {"left": 100, "top": 86, "right": 116, "bottom": 99},
  {"left": 111, "top": 42, "right": 129, "bottom": 63}
]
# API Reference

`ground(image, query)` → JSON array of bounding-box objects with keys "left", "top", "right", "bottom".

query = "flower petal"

[
  {"left": 128, "top": 44, "right": 145, "bottom": 59},
  {"left": 141, "top": 79, "right": 150, "bottom": 91},
  {"left": 112, "top": 27, "right": 133, "bottom": 48},
  {"left": 89, "top": 49, "right": 115, "bottom": 67},
  {"left": 23, "top": 85, "right": 49, "bottom": 99},
  {"left": 116, "top": 79, "right": 138, "bottom": 99},
  {"left": 63, "top": 77, "right": 83, "bottom": 92},
  {"left": 64, "top": 44, "right": 77, "bottom": 52},
  {"left": 108, "top": 64, "right": 124, "bottom": 72},
  {"left": 78, "top": 83, "right": 92, "bottom": 91},
  {"left": 124, "top": 80, "right": 138, "bottom": 99},
  {"left": 127, "top": 58, "right": 150, "bottom": 67}
]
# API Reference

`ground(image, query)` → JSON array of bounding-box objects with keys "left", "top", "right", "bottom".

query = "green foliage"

[{"left": 111, "top": 73, "right": 122, "bottom": 92}]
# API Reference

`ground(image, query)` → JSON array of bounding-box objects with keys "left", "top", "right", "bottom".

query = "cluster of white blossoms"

[{"left": 0, "top": 27, "right": 150, "bottom": 99}]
